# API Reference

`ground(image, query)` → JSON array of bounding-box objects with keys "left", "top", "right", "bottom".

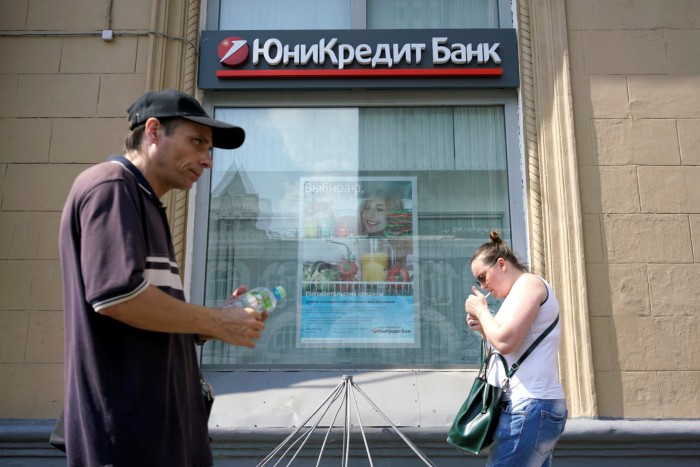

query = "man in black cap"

[{"left": 58, "top": 89, "right": 265, "bottom": 466}]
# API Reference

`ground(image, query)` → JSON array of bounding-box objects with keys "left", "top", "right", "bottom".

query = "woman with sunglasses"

[{"left": 465, "top": 231, "right": 567, "bottom": 466}]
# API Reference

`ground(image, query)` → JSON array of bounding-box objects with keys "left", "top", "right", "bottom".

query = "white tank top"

[{"left": 486, "top": 277, "right": 565, "bottom": 401}]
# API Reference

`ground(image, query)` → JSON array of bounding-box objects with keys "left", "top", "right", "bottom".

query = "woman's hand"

[
  {"left": 465, "top": 286, "right": 489, "bottom": 329},
  {"left": 466, "top": 315, "right": 482, "bottom": 331}
]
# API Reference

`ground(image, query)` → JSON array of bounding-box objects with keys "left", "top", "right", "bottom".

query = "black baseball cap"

[{"left": 126, "top": 89, "right": 245, "bottom": 149}]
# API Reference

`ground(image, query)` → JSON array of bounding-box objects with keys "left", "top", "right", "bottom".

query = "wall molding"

[
  {"left": 146, "top": 0, "right": 201, "bottom": 272},
  {"left": 517, "top": 0, "right": 597, "bottom": 417}
]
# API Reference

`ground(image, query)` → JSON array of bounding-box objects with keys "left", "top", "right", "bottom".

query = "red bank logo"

[{"left": 217, "top": 36, "right": 248, "bottom": 66}]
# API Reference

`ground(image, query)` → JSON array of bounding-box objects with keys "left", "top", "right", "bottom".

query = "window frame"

[
  {"left": 186, "top": 89, "right": 527, "bottom": 360},
  {"left": 187, "top": 0, "right": 524, "bottom": 369}
]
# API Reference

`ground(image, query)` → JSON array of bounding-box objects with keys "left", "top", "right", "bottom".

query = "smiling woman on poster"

[
  {"left": 358, "top": 190, "right": 404, "bottom": 237},
  {"left": 298, "top": 177, "right": 418, "bottom": 347},
  {"left": 358, "top": 186, "right": 413, "bottom": 283}
]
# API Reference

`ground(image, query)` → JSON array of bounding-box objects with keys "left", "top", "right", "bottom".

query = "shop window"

[
  {"left": 199, "top": 105, "right": 514, "bottom": 368},
  {"left": 197, "top": 0, "right": 520, "bottom": 368}
]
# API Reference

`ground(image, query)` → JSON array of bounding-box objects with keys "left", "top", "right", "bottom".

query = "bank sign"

[{"left": 198, "top": 29, "right": 519, "bottom": 90}]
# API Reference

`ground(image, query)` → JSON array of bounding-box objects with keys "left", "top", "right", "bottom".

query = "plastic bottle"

[{"left": 219, "top": 286, "right": 286, "bottom": 313}]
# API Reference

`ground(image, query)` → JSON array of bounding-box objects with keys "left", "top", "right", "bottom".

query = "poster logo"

[{"left": 217, "top": 36, "right": 248, "bottom": 66}]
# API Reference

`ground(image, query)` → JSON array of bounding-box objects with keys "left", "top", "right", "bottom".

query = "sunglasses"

[{"left": 475, "top": 259, "right": 498, "bottom": 288}]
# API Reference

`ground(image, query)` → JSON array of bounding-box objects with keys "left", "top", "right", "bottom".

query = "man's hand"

[
  {"left": 198, "top": 285, "right": 269, "bottom": 347},
  {"left": 209, "top": 305, "right": 266, "bottom": 348},
  {"left": 101, "top": 284, "right": 266, "bottom": 348}
]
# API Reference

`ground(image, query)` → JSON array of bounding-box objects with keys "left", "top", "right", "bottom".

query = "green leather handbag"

[
  {"left": 446, "top": 349, "right": 506, "bottom": 454},
  {"left": 447, "top": 315, "right": 560, "bottom": 455}
]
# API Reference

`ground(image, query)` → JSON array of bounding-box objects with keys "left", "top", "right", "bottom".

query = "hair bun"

[{"left": 489, "top": 230, "right": 504, "bottom": 244}]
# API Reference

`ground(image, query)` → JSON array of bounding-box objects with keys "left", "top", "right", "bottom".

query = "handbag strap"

[
  {"left": 482, "top": 314, "right": 560, "bottom": 379},
  {"left": 509, "top": 314, "right": 559, "bottom": 376}
]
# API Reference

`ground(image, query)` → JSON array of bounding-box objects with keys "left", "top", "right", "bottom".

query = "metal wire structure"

[{"left": 257, "top": 375, "right": 437, "bottom": 467}]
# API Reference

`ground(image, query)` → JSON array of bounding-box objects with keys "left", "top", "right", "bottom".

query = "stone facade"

[
  {"left": 567, "top": 0, "right": 700, "bottom": 418},
  {"left": 0, "top": 0, "right": 698, "bottom": 435},
  {"left": 0, "top": 0, "right": 186, "bottom": 418}
]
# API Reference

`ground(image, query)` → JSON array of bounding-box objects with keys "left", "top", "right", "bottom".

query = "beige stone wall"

[
  {"left": 1, "top": 0, "right": 698, "bottom": 422},
  {"left": 0, "top": 0, "right": 151, "bottom": 418},
  {"left": 566, "top": 0, "right": 700, "bottom": 418}
]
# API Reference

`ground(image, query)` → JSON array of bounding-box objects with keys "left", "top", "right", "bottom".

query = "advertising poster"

[{"left": 298, "top": 177, "right": 419, "bottom": 347}]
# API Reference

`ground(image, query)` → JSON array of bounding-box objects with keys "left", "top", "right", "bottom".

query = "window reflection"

[{"left": 203, "top": 106, "right": 510, "bottom": 368}]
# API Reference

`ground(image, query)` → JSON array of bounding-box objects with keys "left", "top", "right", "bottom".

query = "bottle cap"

[{"left": 273, "top": 286, "right": 286, "bottom": 300}]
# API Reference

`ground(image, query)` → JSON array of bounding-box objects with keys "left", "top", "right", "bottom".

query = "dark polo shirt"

[{"left": 59, "top": 156, "right": 211, "bottom": 467}]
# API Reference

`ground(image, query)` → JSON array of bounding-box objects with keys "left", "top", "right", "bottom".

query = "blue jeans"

[{"left": 486, "top": 398, "right": 567, "bottom": 467}]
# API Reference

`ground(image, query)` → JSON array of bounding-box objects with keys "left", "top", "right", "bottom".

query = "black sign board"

[{"left": 198, "top": 29, "right": 519, "bottom": 90}]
